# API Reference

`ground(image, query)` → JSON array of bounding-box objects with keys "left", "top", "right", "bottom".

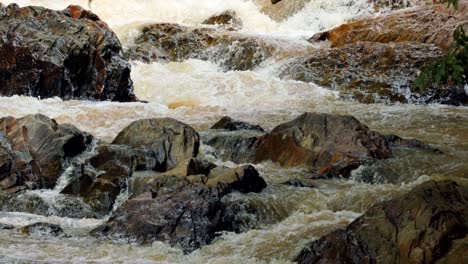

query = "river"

[{"left": 0, "top": 0, "right": 467, "bottom": 263}]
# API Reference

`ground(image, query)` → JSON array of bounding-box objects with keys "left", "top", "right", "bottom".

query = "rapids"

[{"left": 0, "top": 0, "right": 467, "bottom": 263}]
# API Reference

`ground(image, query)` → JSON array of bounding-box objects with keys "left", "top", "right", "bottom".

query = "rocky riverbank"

[{"left": 0, "top": 1, "right": 467, "bottom": 262}]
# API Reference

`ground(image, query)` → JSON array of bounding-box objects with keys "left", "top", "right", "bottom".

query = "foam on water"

[
  {"left": 0, "top": 0, "right": 467, "bottom": 263},
  {"left": 4, "top": 0, "right": 372, "bottom": 41}
]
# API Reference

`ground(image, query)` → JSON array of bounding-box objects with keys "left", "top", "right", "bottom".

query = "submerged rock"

[
  {"left": 0, "top": 4, "right": 135, "bottom": 101},
  {"left": 294, "top": 180, "right": 468, "bottom": 264},
  {"left": 125, "top": 23, "right": 273, "bottom": 71},
  {"left": 202, "top": 10, "right": 243, "bottom": 30},
  {"left": 211, "top": 116, "right": 264, "bottom": 132},
  {"left": 112, "top": 118, "right": 200, "bottom": 172},
  {"left": 19, "top": 222, "right": 67, "bottom": 237},
  {"left": 61, "top": 144, "right": 137, "bottom": 216},
  {"left": 255, "top": 112, "right": 392, "bottom": 177},
  {"left": 0, "top": 114, "right": 92, "bottom": 189}
]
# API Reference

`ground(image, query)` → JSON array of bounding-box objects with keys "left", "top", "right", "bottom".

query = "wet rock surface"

[
  {"left": 61, "top": 144, "right": 137, "bottom": 217},
  {"left": 202, "top": 10, "right": 243, "bottom": 30},
  {"left": 211, "top": 116, "right": 264, "bottom": 132},
  {"left": 93, "top": 185, "right": 226, "bottom": 253},
  {"left": 204, "top": 113, "right": 436, "bottom": 178},
  {"left": 203, "top": 130, "right": 263, "bottom": 164},
  {"left": 294, "top": 180, "right": 468, "bottom": 264},
  {"left": 206, "top": 165, "right": 267, "bottom": 193},
  {"left": 94, "top": 160, "right": 267, "bottom": 252},
  {"left": 254, "top": 112, "right": 393, "bottom": 177},
  {"left": 125, "top": 23, "right": 273, "bottom": 71},
  {"left": 279, "top": 42, "right": 465, "bottom": 105},
  {"left": 0, "top": 4, "right": 135, "bottom": 101},
  {"left": 0, "top": 114, "right": 92, "bottom": 189},
  {"left": 317, "top": 2, "right": 468, "bottom": 51},
  {"left": 112, "top": 118, "right": 200, "bottom": 172},
  {"left": 0, "top": 190, "right": 97, "bottom": 219},
  {"left": 300, "top": 2, "right": 468, "bottom": 105}
]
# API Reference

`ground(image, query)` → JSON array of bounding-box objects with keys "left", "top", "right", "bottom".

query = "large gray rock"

[
  {"left": 0, "top": 114, "right": 92, "bottom": 189},
  {"left": 0, "top": 4, "right": 135, "bottom": 101},
  {"left": 112, "top": 118, "right": 200, "bottom": 172},
  {"left": 294, "top": 180, "right": 468, "bottom": 264}
]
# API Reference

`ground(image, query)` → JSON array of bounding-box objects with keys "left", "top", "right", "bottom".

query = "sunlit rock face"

[
  {"left": 315, "top": 2, "right": 468, "bottom": 51},
  {"left": 0, "top": 4, "right": 135, "bottom": 101}
]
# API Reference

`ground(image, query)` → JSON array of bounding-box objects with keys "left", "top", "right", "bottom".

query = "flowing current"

[{"left": 0, "top": 0, "right": 467, "bottom": 263}]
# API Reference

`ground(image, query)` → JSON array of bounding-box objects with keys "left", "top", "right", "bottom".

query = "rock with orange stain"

[
  {"left": 254, "top": 112, "right": 393, "bottom": 177},
  {"left": 295, "top": 180, "right": 468, "bottom": 264},
  {"left": 311, "top": 2, "right": 468, "bottom": 52},
  {"left": 0, "top": 4, "right": 135, "bottom": 101}
]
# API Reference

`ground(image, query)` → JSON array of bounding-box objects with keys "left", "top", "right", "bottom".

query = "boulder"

[
  {"left": 112, "top": 118, "right": 200, "bottom": 172},
  {"left": 311, "top": 2, "right": 468, "bottom": 52},
  {"left": 61, "top": 144, "right": 137, "bottom": 216},
  {"left": 294, "top": 180, "right": 468, "bottom": 264},
  {"left": 202, "top": 10, "right": 243, "bottom": 30},
  {"left": 0, "top": 4, "right": 135, "bottom": 101},
  {"left": 93, "top": 164, "right": 267, "bottom": 252},
  {"left": 255, "top": 112, "right": 392, "bottom": 177},
  {"left": 0, "top": 114, "right": 92, "bottom": 189},
  {"left": 92, "top": 185, "right": 227, "bottom": 253},
  {"left": 280, "top": 42, "right": 467, "bottom": 105},
  {"left": 125, "top": 23, "right": 273, "bottom": 71},
  {"left": 211, "top": 116, "right": 264, "bottom": 132}
]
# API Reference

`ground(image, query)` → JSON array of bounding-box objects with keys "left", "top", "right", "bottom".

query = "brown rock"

[
  {"left": 112, "top": 118, "right": 200, "bottom": 172},
  {"left": 61, "top": 144, "right": 137, "bottom": 216},
  {"left": 211, "top": 116, "right": 264, "bottom": 132},
  {"left": 206, "top": 165, "right": 267, "bottom": 193},
  {"left": 0, "top": 4, "right": 135, "bottom": 101},
  {"left": 313, "top": 2, "right": 468, "bottom": 51},
  {"left": 294, "top": 180, "right": 468, "bottom": 264},
  {"left": 280, "top": 42, "right": 468, "bottom": 105},
  {"left": 0, "top": 114, "right": 92, "bottom": 189},
  {"left": 254, "top": 112, "right": 392, "bottom": 177},
  {"left": 202, "top": 10, "right": 243, "bottom": 29}
]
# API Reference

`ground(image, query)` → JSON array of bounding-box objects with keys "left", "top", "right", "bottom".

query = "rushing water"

[{"left": 0, "top": 0, "right": 467, "bottom": 263}]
